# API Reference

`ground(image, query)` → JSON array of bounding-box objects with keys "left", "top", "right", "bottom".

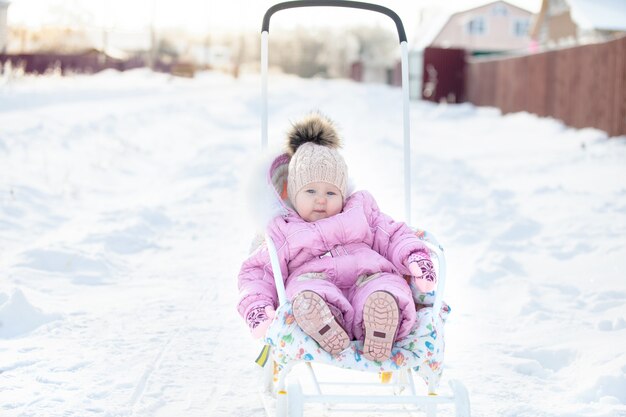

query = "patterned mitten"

[
  {"left": 407, "top": 252, "right": 437, "bottom": 293},
  {"left": 246, "top": 304, "right": 276, "bottom": 339}
]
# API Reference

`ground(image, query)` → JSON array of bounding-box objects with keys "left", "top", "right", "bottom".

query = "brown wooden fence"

[
  {"left": 0, "top": 52, "right": 182, "bottom": 75},
  {"left": 0, "top": 51, "right": 146, "bottom": 74},
  {"left": 466, "top": 36, "right": 626, "bottom": 137}
]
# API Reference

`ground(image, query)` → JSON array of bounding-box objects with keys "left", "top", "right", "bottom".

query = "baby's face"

[{"left": 294, "top": 182, "right": 343, "bottom": 222}]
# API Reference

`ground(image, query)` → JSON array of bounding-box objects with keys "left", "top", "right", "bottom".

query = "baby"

[{"left": 237, "top": 113, "right": 436, "bottom": 361}]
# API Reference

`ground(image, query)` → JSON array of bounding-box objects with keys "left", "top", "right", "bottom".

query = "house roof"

[
  {"left": 411, "top": 11, "right": 452, "bottom": 51},
  {"left": 567, "top": 0, "right": 626, "bottom": 31},
  {"left": 410, "top": 0, "right": 533, "bottom": 51},
  {"left": 450, "top": 0, "right": 533, "bottom": 17}
]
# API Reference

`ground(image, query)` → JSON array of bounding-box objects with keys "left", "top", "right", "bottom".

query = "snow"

[
  {"left": 0, "top": 289, "right": 61, "bottom": 338},
  {"left": 1, "top": 68, "right": 625, "bottom": 417}
]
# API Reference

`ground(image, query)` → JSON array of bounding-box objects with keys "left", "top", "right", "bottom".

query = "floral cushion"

[{"left": 265, "top": 301, "right": 450, "bottom": 384}]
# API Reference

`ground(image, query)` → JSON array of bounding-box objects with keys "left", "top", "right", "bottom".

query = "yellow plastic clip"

[
  {"left": 255, "top": 344, "right": 271, "bottom": 367},
  {"left": 379, "top": 371, "right": 393, "bottom": 384}
]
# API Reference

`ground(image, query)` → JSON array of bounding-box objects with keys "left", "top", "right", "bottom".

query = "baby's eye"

[
  {"left": 327, "top": 191, "right": 336, "bottom": 196},
  {"left": 306, "top": 189, "right": 316, "bottom": 194}
]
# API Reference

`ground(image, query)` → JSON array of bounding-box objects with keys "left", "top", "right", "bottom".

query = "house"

[
  {"left": 530, "top": 0, "right": 626, "bottom": 48},
  {"left": 0, "top": 1, "right": 9, "bottom": 53},
  {"left": 408, "top": 1, "right": 534, "bottom": 101},
  {"left": 429, "top": 1, "right": 534, "bottom": 55}
]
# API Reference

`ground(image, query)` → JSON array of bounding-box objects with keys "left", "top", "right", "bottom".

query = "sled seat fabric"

[{"left": 265, "top": 299, "right": 450, "bottom": 383}]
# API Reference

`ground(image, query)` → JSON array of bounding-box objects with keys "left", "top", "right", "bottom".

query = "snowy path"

[{"left": 1, "top": 70, "right": 625, "bottom": 417}]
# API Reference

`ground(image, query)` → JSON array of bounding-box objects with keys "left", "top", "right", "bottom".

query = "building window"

[
  {"left": 492, "top": 4, "right": 508, "bottom": 16},
  {"left": 467, "top": 17, "right": 486, "bottom": 35},
  {"left": 513, "top": 19, "right": 530, "bottom": 37}
]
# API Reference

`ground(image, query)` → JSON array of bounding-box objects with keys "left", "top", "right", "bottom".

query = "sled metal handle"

[
  {"left": 261, "top": 0, "right": 413, "bottom": 224},
  {"left": 262, "top": 0, "right": 407, "bottom": 43}
]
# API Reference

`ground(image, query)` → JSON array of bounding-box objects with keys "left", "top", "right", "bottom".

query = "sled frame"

[
  {"left": 259, "top": 358, "right": 470, "bottom": 417},
  {"left": 260, "top": 232, "right": 472, "bottom": 417},
  {"left": 256, "top": 2, "right": 471, "bottom": 416}
]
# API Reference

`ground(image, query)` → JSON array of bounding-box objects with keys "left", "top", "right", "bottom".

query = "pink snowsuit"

[{"left": 237, "top": 154, "right": 431, "bottom": 341}]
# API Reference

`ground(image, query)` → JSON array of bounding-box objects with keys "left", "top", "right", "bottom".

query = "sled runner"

[{"left": 254, "top": 1, "right": 471, "bottom": 416}]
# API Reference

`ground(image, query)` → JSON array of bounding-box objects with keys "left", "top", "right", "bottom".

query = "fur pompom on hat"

[{"left": 286, "top": 113, "right": 348, "bottom": 202}]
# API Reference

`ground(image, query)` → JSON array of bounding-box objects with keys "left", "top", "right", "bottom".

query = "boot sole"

[
  {"left": 362, "top": 291, "right": 399, "bottom": 361},
  {"left": 292, "top": 291, "right": 350, "bottom": 356}
]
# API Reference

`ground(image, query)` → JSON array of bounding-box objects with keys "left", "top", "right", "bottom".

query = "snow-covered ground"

[{"left": 1, "top": 69, "right": 625, "bottom": 417}]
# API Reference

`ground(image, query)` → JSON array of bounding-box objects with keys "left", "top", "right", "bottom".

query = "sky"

[{"left": 6, "top": 0, "right": 543, "bottom": 38}]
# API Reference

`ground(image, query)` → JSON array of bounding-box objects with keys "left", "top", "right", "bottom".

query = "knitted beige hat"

[{"left": 286, "top": 114, "right": 348, "bottom": 202}]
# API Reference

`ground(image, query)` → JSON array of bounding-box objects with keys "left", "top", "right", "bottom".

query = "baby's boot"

[
  {"left": 292, "top": 291, "right": 350, "bottom": 356},
  {"left": 362, "top": 291, "right": 400, "bottom": 361}
]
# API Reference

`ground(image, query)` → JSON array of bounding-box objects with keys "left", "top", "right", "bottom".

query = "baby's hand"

[
  {"left": 407, "top": 254, "right": 437, "bottom": 293},
  {"left": 250, "top": 305, "right": 276, "bottom": 339},
  {"left": 409, "top": 262, "right": 423, "bottom": 278}
]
